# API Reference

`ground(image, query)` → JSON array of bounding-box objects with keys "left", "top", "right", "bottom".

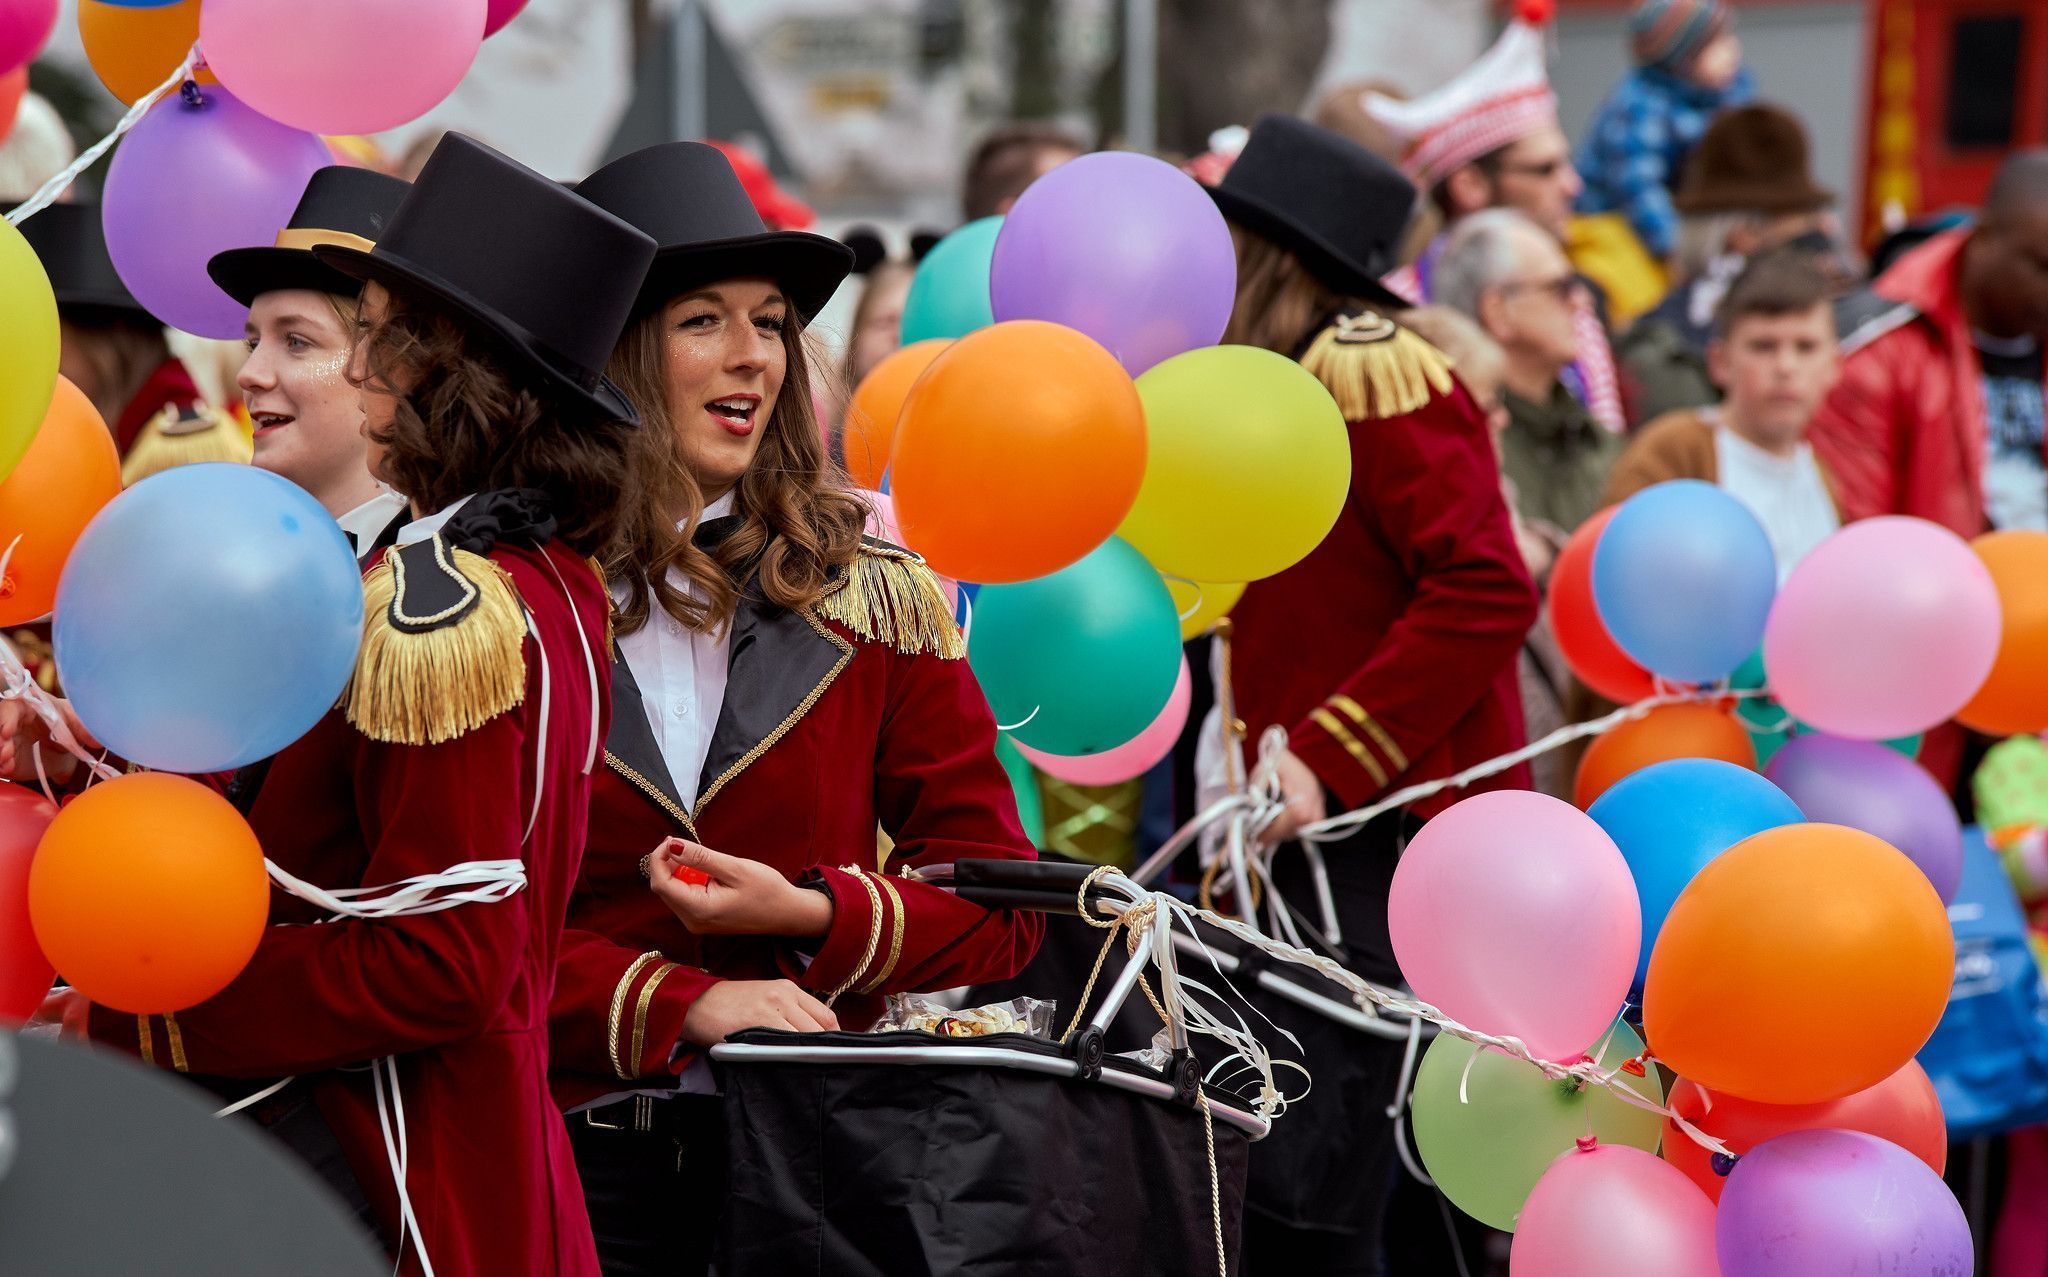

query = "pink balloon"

[
  {"left": 0, "top": 0, "right": 55, "bottom": 76},
  {"left": 485, "top": 0, "right": 529, "bottom": 37},
  {"left": 1015, "top": 656, "right": 1191, "bottom": 784},
  {"left": 859, "top": 489, "right": 960, "bottom": 610},
  {"left": 201, "top": 0, "right": 487, "bottom": 135},
  {"left": 1512, "top": 1144, "right": 1719, "bottom": 1276},
  {"left": 1390, "top": 791, "right": 1640, "bottom": 1062},
  {"left": 1764, "top": 516, "right": 2001, "bottom": 740}
]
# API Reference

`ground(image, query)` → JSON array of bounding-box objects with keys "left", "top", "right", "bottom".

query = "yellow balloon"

[
  {"left": 0, "top": 218, "right": 57, "bottom": 484},
  {"left": 1118, "top": 345, "right": 1350, "bottom": 582},
  {"left": 1166, "top": 576, "right": 1245, "bottom": 639}
]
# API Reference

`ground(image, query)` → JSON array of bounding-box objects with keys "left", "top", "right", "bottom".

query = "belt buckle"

[{"left": 584, "top": 1095, "right": 656, "bottom": 1134}]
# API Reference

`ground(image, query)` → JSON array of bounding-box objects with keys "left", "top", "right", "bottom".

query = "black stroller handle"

[{"left": 948, "top": 857, "right": 1125, "bottom": 917}]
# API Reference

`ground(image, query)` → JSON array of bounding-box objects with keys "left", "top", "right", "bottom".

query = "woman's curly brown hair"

[
  {"left": 357, "top": 280, "right": 643, "bottom": 562},
  {"left": 605, "top": 306, "right": 867, "bottom": 637}
]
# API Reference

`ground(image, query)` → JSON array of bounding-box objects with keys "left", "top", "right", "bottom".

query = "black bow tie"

[{"left": 693, "top": 513, "right": 743, "bottom": 550}]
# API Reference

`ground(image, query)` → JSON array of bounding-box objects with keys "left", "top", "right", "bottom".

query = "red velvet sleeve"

[{"left": 549, "top": 926, "right": 718, "bottom": 1083}]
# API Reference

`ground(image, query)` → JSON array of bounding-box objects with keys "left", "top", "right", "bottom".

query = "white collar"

[
  {"left": 394, "top": 494, "right": 474, "bottom": 546},
  {"left": 689, "top": 491, "right": 737, "bottom": 530},
  {"left": 335, "top": 488, "right": 408, "bottom": 545}
]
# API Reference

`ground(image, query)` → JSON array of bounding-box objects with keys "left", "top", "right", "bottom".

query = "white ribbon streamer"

[{"left": 6, "top": 44, "right": 202, "bottom": 226}]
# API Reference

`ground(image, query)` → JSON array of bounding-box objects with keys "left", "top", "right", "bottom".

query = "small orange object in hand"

[{"left": 672, "top": 862, "right": 711, "bottom": 887}]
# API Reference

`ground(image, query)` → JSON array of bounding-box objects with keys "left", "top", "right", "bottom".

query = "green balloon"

[
  {"left": 995, "top": 735, "right": 1045, "bottom": 846},
  {"left": 899, "top": 216, "right": 1001, "bottom": 344},
  {"left": 1411, "top": 1020, "right": 1663, "bottom": 1232},
  {"left": 967, "top": 536, "right": 1180, "bottom": 756}
]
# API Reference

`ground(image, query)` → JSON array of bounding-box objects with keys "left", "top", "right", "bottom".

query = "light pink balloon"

[
  {"left": 1389, "top": 791, "right": 1639, "bottom": 1062},
  {"left": 859, "top": 489, "right": 959, "bottom": 610},
  {"left": 1015, "top": 656, "right": 1190, "bottom": 785},
  {"left": 1764, "top": 516, "right": 2001, "bottom": 740},
  {"left": 1511, "top": 1144, "right": 1719, "bottom": 1276},
  {"left": 201, "top": 0, "right": 488, "bottom": 136}
]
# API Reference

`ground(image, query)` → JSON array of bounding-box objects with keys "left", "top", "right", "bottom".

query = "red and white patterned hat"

[{"left": 1362, "top": 20, "right": 1559, "bottom": 194}]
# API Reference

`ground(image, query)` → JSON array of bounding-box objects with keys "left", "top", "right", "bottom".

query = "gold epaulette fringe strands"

[
  {"left": 347, "top": 548, "right": 529, "bottom": 745},
  {"left": 817, "top": 548, "right": 965, "bottom": 660},
  {"left": 1299, "top": 312, "right": 1457, "bottom": 421}
]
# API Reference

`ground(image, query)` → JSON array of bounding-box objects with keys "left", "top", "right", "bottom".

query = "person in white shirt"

[
  {"left": 1605, "top": 248, "right": 1843, "bottom": 580},
  {"left": 207, "top": 166, "right": 413, "bottom": 558}
]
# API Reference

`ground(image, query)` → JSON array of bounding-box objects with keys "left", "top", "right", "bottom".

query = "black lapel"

[
  {"left": 604, "top": 644, "right": 691, "bottom": 818},
  {"left": 694, "top": 590, "right": 849, "bottom": 813}
]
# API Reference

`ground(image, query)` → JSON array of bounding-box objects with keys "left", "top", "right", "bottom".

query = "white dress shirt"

[
  {"left": 394, "top": 494, "right": 472, "bottom": 546},
  {"left": 1713, "top": 425, "right": 1839, "bottom": 584},
  {"left": 335, "top": 488, "right": 409, "bottom": 558}
]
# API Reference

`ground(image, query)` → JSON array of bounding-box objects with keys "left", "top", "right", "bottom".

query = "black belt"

[{"left": 580, "top": 1092, "right": 710, "bottom": 1138}]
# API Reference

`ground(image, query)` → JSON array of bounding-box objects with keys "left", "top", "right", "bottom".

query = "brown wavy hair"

[
  {"left": 356, "top": 279, "right": 642, "bottom": 561},
  {"left": 1221, "top": 223, "right": 1391, "bottom": 355},
  {"left": 605, "top": 308, "right": 867, "bottom": 637}
]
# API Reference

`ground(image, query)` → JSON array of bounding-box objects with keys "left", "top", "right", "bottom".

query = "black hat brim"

[
  {"left": 207, "top": 246, "right": 366, "bottom": 309},
  {"left": 51, "top": 285, "right": 155, "bottom": 321},
  {"left": 636, "top": 230, "right": 854, "bottom": 322},
  {"left": 314, "top": 243, "right": 639, "bottom": 426},
  {"left": 1208, "top": 183, "right": 1411, "bottom": 313}
]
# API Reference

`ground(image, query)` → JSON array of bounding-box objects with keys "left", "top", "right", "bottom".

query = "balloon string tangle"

[{"left": 6, "top": 42, "right": 203, "bottom": 226}]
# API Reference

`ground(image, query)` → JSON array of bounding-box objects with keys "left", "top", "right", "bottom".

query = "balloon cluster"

[{"left": 843, "top": 152, "right": 1354, "bottom": 782}]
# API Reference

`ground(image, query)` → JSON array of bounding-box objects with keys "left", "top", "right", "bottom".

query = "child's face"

[
  {"left": 1708, "top": 304, "right": 1840, "bottom": 450},
  {"left": 1688, "top": 31, "right": 1743, "bottom": 90}
]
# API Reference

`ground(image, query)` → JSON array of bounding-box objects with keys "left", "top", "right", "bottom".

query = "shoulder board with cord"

[
  {"left": 347, "top": 534, "right": 530, "bottom": 745},
  {"left": 815, "top": 535, "right": 964, "bottom": 660},
  {"left": 118, "top": 402, "right": 253, "bottom": 487},
  {"left": 1298, "top": 310, "right": 1457, "bottom": 422}
]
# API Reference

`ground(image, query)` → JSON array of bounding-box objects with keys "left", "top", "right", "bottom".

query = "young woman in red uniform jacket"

[
  {"left": 550, "top": 142, "right": 1044, "bottom": 1276},
  {"left": 1203, "top": 117, "right": 1541, "bottom": 1276},
  {"left": 12, "top": 136, "right": 661, "bottom": 1277}
]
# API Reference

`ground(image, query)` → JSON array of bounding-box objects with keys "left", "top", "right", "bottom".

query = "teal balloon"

[
  {"left": 968, "top": 536, "right": 1180, "bottom": 756},
  {"left": 899, "top": 216, "right": 1000, "bottom": 344},
  {"left": 996, "top": 735, "right": 1045, "bottom": 845}
]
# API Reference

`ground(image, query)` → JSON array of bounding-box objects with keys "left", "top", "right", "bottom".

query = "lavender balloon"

[
  {"left": 102, "top": 86, "right": 329, "bottom": 339},
  {"left": 1718, "top": 1130, "right": 1971, "bottom": 1277},
  {"left": 1766, "top": 733, "right": 1965, "bottom": 902},
  {"left": 989, "top": 151, "right": 1235, "bottom": 376}
]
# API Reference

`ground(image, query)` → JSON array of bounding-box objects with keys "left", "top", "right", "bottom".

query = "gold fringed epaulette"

[
  {"left": 119, "top": 403, "right": 253, "bottom": 487},
  {"left": 346, "top": 535, "right": 529, "bottom": 745},
  {"left": 816, "top": 538, "right": 965, "bottom": 660},
  {"left": 1298, "top": 312, "right": 1457, "bottom": 421}
]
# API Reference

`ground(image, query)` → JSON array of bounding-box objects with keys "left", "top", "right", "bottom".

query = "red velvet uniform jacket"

[
  {"left": 549, "top": 547, "right": 1044, "bottom": 1107},
  {"left": 1230, "top": 377, "right": 1540, "bottom": 819},
  {"left": 90, "top": 539, "right": 611, "bottom": 1277}
]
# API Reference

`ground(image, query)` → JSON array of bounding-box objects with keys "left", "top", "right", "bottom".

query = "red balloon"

[
  {"left": 0, "top": 783, "right": 57, "bottom": 1023},
  {"left": 1549, "top": 506, "right": 1655, "bottom": 704},
  {"left": 1663, "top": 1062, "right": 1946, "bottom": 1202}
]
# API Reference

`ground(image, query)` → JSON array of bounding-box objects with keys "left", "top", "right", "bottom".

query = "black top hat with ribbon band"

[
  {"left": 575, "top": 141, "right": 854, "bottom": 322},
  {"left": 315, "top": 133, "right": 655, "bottom": 425},
  {"left": 208, "top": 167, "right": 412, "bottom": 307},
  {"left": 1206, "top": 114, "right": 1417, "bottom": 312},
  {"left": 16, "top": 203, "right": 155, "bottom": 321}
]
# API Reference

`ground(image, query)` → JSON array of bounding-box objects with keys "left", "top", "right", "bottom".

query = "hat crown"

[
  {"left": 1675, "top": 104, "right": 1830, "bottom": 213},
  {"left": 577, "top": 142, "right": 771, "bottom": 253},
  {"left": 286, "top": 166, "right": 412, "bottom": 241},
  {"left": 18, "top": 203, "right": 149, "bottom": 318},
  {"left": 1214, "top": 115, "right": 1414, "bottom": 292}
]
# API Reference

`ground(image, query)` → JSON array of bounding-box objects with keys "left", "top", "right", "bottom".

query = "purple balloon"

[
  {"left": 103, "top": 86, "right": 330, "bottom": 339},
  {"left": 1765, "top": 733, "right": 1964, "bottom": 902},
  {"left": 989, "top": 151, "right": 1235, "bottom": 377},
  {"left": 1717, "top": 1129, "right": 1970, "bottom": 1277}
]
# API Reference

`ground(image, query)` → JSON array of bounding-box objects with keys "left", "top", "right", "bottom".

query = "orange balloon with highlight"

[
  {"left": 80, "top": 0, "right": 216, "bottom": 104},
  {"left": 0, "top": 376, "right": 122, "bottom": 626},
  {"left": 29, "top": 772, "right": 270, "bottom": 1014},
  {"left": 891, "top": 320, "right": 1145, "bottom": 583},
  {"left": 843, "top": 337, "right": 949, "bottom": 490},
  {"left": 1959, "top": 530, "right": 2048, "bottom": 735},
  {"left": 1573, "top": 702, "right": 1754, "bottom": 809}
]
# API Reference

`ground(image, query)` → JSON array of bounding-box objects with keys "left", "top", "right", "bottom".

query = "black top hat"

[
  {"left": 316, "top": 134, "right": 656, "bottom": 424},
  {"left": 16, "top": 203, "right": 154, "bottom": 321},
  {"left": 208, "top": 167, "right": 412, "bottom": 307},
  {"left": 576, "top": 141, "right": 853, "bottom": 322},
  {"left": 1207, "top": 114, "right": 1416, "bottom": 311}
]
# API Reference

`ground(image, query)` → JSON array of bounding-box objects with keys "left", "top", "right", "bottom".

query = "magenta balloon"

[
  {"left": 1511, "top": 1144, "right": 1718, "bottom": 1276},
  {"left": 989, "top": 151, "right": 1236, "bottom": 377},
  {"left": 1717, "top": 1129, "right": 1970, "bottom": 1277},
  {"left": 1764, "top": 516, "right": 2000, "bottom": 739},
  {"left": 103, "top": 88, "right": 329, "bottom": 340},
  {"left": 485, "top": 0, "right": 529, "bottom": 36},
  {"left": 1389, "top": 791, "right": 1640, "bottom": 1062},
  {"left": 202, "top": 0, "right": 486, "bottom": 135},
  {"left": 1015, "top": 656, "right": 1190, "bottom": 785},
  {"left": 1765, "top": 733, "right": 1964, "bottom": 902},
  {"left": 0, "top": 0, "right": 55, "bottom": 75}
]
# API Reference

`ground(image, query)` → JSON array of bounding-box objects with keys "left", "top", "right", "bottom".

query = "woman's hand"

[
  {"left": 1257, "top": 749, "right": 1328, "bottom": 847},
  {"left": 29, "top": 986, "right": 89, "bottom": 1042},
  {"left": 646, "top": 837, "right": 834, "bottom": 937},
  {"left": 678, "top": 979, "right": 838, "bottom": 1047},
  {"left": 0, "top": 696, "right": 92, "bottom": 784}
]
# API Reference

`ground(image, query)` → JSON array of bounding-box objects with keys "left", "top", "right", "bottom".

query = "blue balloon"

[
  {"left": 1588, "top": 758, "right": 1804, "bottom": 987},
  {"left": 1591, "top": 480, "right": 1776, "bottom": 683},
  {"left": 898, "top": 216, "right": 1000, "bottom": 344},
  {"left": 54, "top": 464, "right": 365, "bottom": 773}
]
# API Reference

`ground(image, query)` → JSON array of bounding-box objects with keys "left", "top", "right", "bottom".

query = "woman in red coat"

[{"left": 550, "top": 141, "right": 1044, "bottom": 1276}]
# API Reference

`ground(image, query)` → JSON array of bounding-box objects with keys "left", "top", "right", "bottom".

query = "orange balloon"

[
  {"left": 0, "top": 376, "right": 121, "bottom": 626},
  {"left": 1959, "top": 530, "right": 2048, "bottom": 735},
  {"left": 843, "top": 338, "right": 950, "bottom": 490},
  {"left": 1644, "top": 823, "right": 1954, "bottom": 1105},
  {"left": 1573, "top": 702, "right": 1754, "bottom": 808},
  {"left": 0, "top": 66, "right": 26, "bottom": 138},
  {"left": 1662, "top": 1061, "right": 1945, "bottom": 1202},
  {"left": 79, "top": 0, "right": 216, "bottom": 105},
  {"left": 892, "top": 320, "right": 1145, "bottom": 583},
  {"left": 29, "top": 773, "right": 270, "bottom": 1014}
]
